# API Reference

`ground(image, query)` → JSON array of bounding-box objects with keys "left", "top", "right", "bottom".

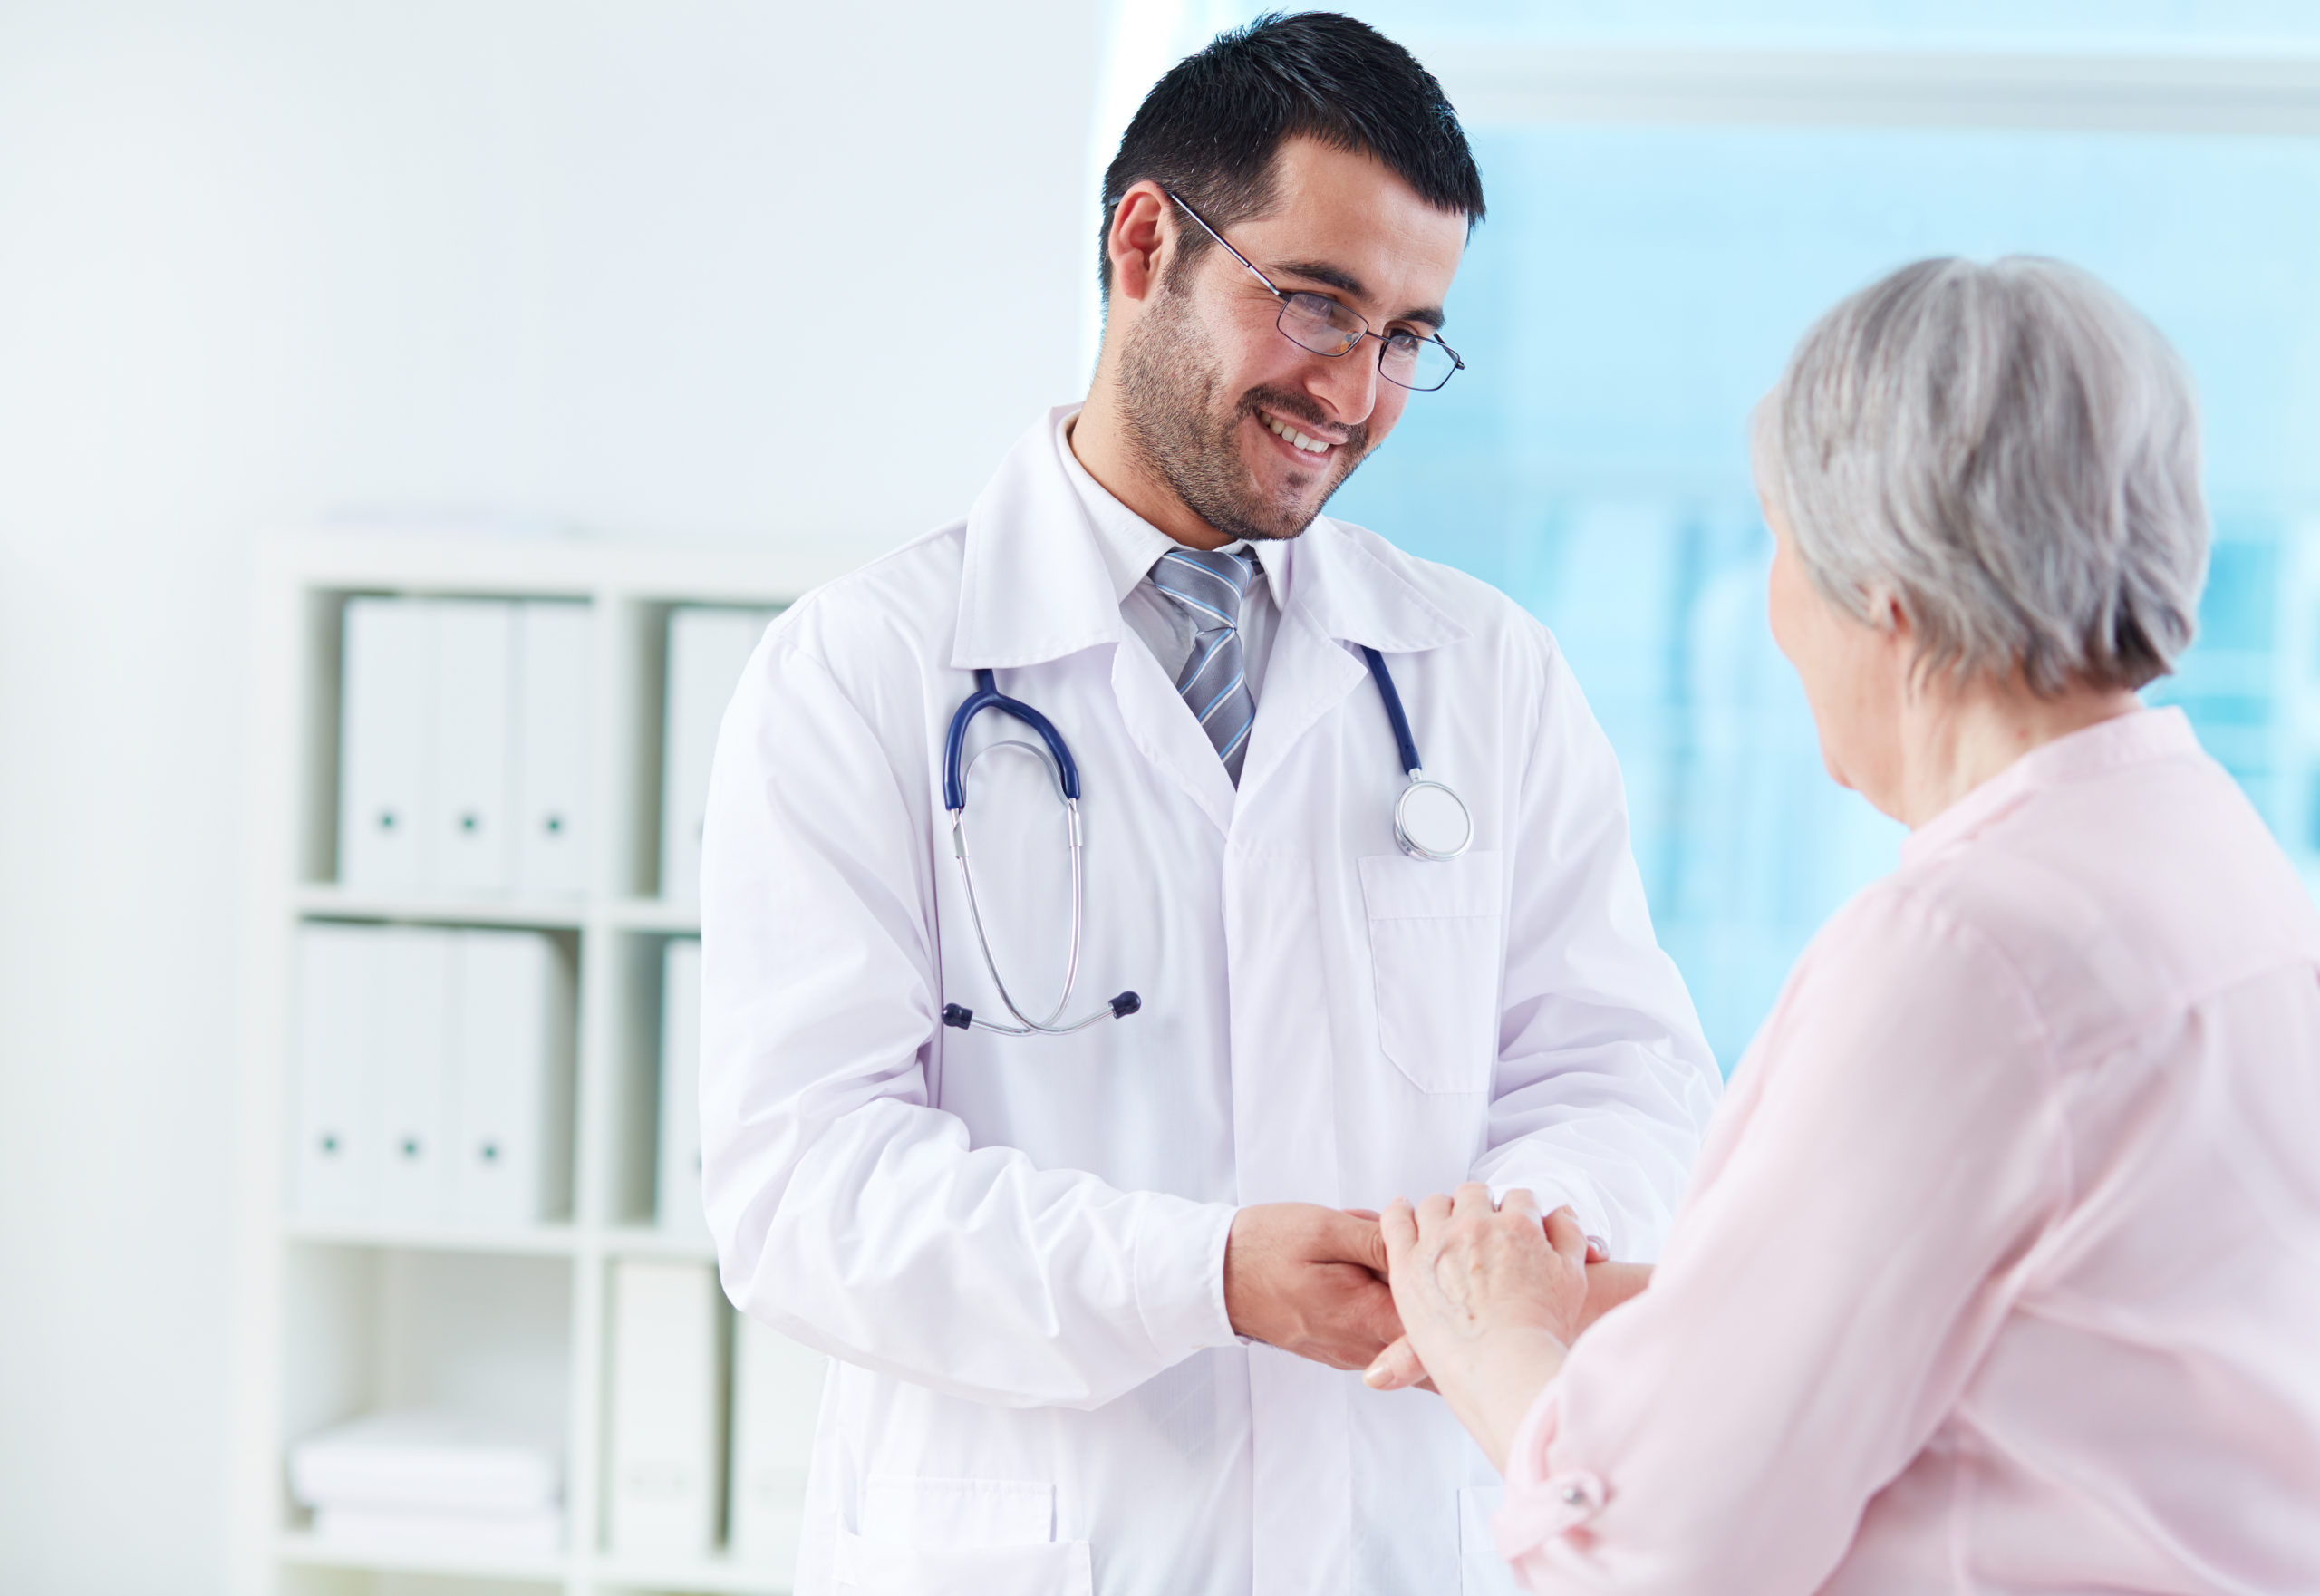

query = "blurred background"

[{"left": 2, "top": 4, "right": 2315, "bottom": 1593}]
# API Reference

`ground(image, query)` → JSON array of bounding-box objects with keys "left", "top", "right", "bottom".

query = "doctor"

[{"left": 700, "top": 14, "right": 1719, "bottom": 1596}]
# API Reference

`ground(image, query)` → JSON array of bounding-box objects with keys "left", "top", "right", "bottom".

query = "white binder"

[
  {"left": 340, "top": 599, "right": 436, "bottom": 893},
  {"left": 660, "top": 609, "right": 771, "bottom": 905},
  {"left": 293, "top": 924, "right": 380, "bottom": 1220},
  {"left": 451, "top": 930, "right": 575, "bottom": 1228},
  {"left": 657, "top": 938, "right": 709, "bottom": 1242},
  {"left": 432, "top": 601, "right": 517, "bottom": 897},
  {"left": 607, "top": 1260, "right": 727, "bottom": 1557},
  {"left": 515, "top": 603, "right": 591, "bottom": 900},
  {"left": 727, "top": 1315, "right": 826, "bottom": 1569},
  {"left": 372, "top": 927, "right": 458, "bottom": 1226}
]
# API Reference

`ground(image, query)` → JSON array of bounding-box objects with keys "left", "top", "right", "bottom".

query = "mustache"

[{"left": 1239, "top": 387, "right": 1367, "bottom": 454}]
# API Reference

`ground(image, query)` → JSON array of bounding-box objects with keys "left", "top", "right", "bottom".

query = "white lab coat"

[{"left": 700, "top": 408, "right": 1720, "bottom": 1596}]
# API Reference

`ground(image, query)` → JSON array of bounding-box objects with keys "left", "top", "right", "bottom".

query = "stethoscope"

[{"left": 938, "top": 647, "right": 1474, "bottom": 1037}]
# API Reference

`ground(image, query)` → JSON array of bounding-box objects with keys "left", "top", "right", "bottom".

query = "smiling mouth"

[{"left": 1259, "top": 409, "right": 1343, "bottom": 458}]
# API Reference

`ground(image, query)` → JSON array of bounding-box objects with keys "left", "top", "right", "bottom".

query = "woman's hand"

[
  {"left": 1363, "top": 1252, "right": 1651, "bottom": 1393},
  {"left": 1368, "top": 1184, "right": 1590, "bottom": 1471}
]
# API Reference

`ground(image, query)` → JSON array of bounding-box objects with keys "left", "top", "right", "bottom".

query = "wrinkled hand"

[
  {"left": 1224, "top": 1203, "right": 1401, "bottom": 1370},
  {"left": 1368, "top": 1184, "right": 1590, "bottom": 1470},
  {"left": 1365, "top": 1242, "right": 1645, "bottom": 1394}
]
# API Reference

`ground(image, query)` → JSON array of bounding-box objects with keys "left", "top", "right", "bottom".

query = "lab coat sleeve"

[
  {"left": 697, "top": 634, "right": 1238, "bottom": 1410},
  {"left": 1494, "top": 886, "right": 2064, "bottom": 1593},
  {"left": 1473, "top": 629, "right": 1723, "bottom": 1260}
]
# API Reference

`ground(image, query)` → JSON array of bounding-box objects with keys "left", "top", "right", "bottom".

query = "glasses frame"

[{"left": 1164, "top": 189, "right": 1465, "bottom": 393}]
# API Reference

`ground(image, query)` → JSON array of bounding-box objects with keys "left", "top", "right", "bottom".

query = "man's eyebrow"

[{"left": 1271, "top": 258, "right": 1445, "bottom": 331}]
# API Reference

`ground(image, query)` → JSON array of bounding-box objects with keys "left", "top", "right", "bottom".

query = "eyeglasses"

[{"left": 1165, "top": 190, "right": 1464, "bottom": 393}]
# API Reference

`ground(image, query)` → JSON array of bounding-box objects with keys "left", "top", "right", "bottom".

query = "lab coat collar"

[
  {"left": 952, "top": 407, "right": 1127, "bottom": 671},
  {"left": 1279, "top": 511, "right": 1468, "bottom": 656},
  {"left": 952, "top": 405, "right": 1468, "bottom": 669}
]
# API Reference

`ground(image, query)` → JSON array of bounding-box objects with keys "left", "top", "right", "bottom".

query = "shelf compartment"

[{"left": 281, "top": 1248, "right": 574, "bottom": 1571}]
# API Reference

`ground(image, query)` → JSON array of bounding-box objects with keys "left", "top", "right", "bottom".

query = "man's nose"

[{"left": 1303, "top": 340, "right": 1379, "bottom": 427}]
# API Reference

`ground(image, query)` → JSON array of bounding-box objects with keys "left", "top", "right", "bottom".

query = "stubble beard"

[{"left": 1116, "top": 281, "right": 1371, "bottom": 544}]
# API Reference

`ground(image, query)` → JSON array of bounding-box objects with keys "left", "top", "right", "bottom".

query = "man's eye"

[{"left": 1385, "top": 331, "right": 1426, "bottom": 353}]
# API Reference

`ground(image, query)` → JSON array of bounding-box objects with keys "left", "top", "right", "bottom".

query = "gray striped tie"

[{"left": 1150, "top": 546, "right": 1261, "bottom": 783}]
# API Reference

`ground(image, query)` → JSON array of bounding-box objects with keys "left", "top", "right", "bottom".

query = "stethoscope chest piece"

[
  {"left": 1394, "top": 774, "right": 1473, "bottom": 861},
  {"left": 1361, "top": 643, "right": 1474, "bottom": 864}
]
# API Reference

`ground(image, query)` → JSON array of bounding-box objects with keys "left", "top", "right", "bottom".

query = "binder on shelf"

[
  {"left": 292, "top": 924, "right": 380, "bottom": 1221},
  {"left": 661, "top": 608, "right": 771, "bottom": 905},
  {"left": 339, "top": 598, "right": 436, "bottom": 892},
  {"left": 432, "top": 601, "right": 518, "bottom": 896},
  {"left": 607, "top": 1260, "right": 728, "bottom": 1558},
  {"left": 452, "top": 930, "right": 576, "bottom": 1229},
  {"left": 515, "top": 602, "right": 591, "bottom": 900},
  {"left": 372, "top": 928, "right": 458, "bottom": 1227},
  {"left": 728, "top": 1315, "right": 826, "bottom": 1569},
  {"left": 657, "top": 938, "right": 710, "bottom": 1243}
]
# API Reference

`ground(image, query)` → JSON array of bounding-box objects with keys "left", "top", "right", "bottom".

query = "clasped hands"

[{"left": 1224, "top": 1190, "right": 1647, "bottom": 1461}]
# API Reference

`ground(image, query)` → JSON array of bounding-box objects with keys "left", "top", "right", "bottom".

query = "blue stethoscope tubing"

[{"left": 939, "top": 651, "right": 1473, "bottom": 1038}]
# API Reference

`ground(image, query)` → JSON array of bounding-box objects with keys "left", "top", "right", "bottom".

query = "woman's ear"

[{"left": 1871, "top": 589, "right": 1927, "bottom": 704}]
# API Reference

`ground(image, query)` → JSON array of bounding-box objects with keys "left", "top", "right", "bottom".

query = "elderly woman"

[{"left": 1368, "top": 256, "right": 2320, "bottom": 1591}]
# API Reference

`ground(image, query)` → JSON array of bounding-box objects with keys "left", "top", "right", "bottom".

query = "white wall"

[{"left": 0, "top": 5, "right": 1097, "bottom": 1591}]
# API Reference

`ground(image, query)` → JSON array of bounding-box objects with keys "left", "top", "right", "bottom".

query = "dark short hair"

[{"left": 1097, "top": 11, "right": 1484, "bottom": 298}]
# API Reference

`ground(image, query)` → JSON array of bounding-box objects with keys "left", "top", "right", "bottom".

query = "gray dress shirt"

[{"left": 1056, "top": 414, "right": 1285, "bottom": 706}]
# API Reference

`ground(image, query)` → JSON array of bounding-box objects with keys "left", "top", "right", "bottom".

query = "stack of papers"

[{"left": 290, "top": 1408, "right": 564, "bottom": 1557}]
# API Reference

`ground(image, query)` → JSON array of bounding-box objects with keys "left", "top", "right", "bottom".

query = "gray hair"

[{"left": 1752, "top": 256, "right": 2209, "bottom": 694}]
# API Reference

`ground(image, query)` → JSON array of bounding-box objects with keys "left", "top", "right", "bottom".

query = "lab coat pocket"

[
  {"left": 1458, "top": 1485, "right": 1523, "bottom": 1595},
  {"left": 1359, "top": 851, "right": 1504, "bottom": 1094},
  {"left": 836, "top": 1476, "right": 1089, "bottom": 1596}
]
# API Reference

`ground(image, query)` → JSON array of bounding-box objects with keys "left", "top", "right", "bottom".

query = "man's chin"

[{"left": 1239, "top": 465, "right": 1354, "bottom": 539}]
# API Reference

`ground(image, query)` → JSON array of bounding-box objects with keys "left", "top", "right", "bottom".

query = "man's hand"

[{"left": 1223, "top": 1203, "right": 1401, "bottom": 1369}]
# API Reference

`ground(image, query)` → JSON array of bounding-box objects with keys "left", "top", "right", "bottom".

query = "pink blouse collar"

[{"left": 1900, "top": 705, "right": 2199, "bottom": 869}]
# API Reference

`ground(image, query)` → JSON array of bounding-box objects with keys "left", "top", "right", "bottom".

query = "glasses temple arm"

[{"left": 1164, "top": 189, "right": 1283, "bottom": 296}]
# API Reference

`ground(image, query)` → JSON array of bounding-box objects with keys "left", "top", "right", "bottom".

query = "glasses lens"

[
  {"left": 1277, "top": 293, "right": 1364, "bottom": 357},
  {"left": 1380, "top": 334, "right": 1459, "bottom": 392}
]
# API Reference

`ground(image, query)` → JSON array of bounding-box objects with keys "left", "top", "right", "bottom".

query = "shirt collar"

[
  {"left": 952, "top": 403, "right": 1464, "bottom": 669},
  {"left": 1055, "top": 409, "right": 1291, "bottom": 614},
  {"left": 1900, "top": 705, "right": 2202, "bottom": 866}
]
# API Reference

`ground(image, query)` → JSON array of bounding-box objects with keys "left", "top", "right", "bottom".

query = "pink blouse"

[{"left": 1499, "top": 708, "right": 2320, "bottom": 1593}]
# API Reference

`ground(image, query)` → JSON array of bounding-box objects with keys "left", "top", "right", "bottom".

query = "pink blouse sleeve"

[{"left": 1494, "top": 884, "right": 2070, "bottom": 1593}]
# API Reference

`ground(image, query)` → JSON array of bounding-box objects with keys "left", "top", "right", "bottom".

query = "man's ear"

[{"left": 1107, "top": 181, "right": 1175, "bottom": 307}]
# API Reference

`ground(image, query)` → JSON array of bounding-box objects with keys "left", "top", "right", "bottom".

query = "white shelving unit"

[{"left": 231, "top": 531, "right": 863, "bottom": 1596}]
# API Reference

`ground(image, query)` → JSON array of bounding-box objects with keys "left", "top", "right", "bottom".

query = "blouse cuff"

[{"left": 1494, "top": 1380, "right": 1610, "bottom": 1562}]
